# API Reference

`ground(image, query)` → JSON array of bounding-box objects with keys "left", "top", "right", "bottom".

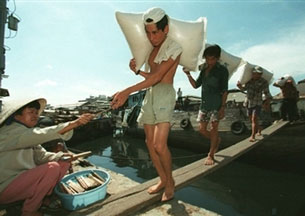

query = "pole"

[{"left": 0, "top": 0, "right": 7, "bottom": 111}]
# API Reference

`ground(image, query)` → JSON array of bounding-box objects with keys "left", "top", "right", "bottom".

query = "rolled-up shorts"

[
  {"left": 137, "top": 83, "right": 176, "bottom": 125},
  {"left": 247, "top": 105, "right": 261, "bottom": 116},
  {"left": 196, "top": 109, "right": 220, "bottom": 122}
]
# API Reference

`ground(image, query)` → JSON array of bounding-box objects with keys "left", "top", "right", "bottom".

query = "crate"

[{"left": 55, "top": 169, "right": 110, "bottom": 210}]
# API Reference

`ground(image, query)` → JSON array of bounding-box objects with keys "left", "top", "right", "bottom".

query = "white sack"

[
  {"left": 238, "top": 62, "right": 273, "bottom": 85},
  {"left": 199, "top": 44, "right": 243, "bottom": 79},
  {"left": 115, "top": 11, "right": 207, "bottom": 72},
  {"left": 274, "top": 74, "right": 297, "bottom": 87},
  {"left": 219, "top": 49, "right": 243, "bottom": 79}
]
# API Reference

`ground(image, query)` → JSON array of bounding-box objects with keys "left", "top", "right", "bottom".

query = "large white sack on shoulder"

[
  {"left": 115, "top": 11, "right": 206, "bottom": 72},
  {"left": 168, "top": 17, "right": 207, "bottom": 71},
  {"left": 274, "top": 74, "right": 297, "bottom": 87},
  {"left": 219, "top": 49, "right": 243, "bottom": 79},
  {"left": 239, "top": 62, "right": 273, "bottom": 85},
  {"left": 115, "top": 11, "right": 153, "bottom": 71},
  {"left": 198, "top": 44, "right": 242, "bottom": 79}
]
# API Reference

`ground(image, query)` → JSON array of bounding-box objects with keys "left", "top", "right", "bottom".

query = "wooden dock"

[{"left": 71, "top": 120, "right": 289, "bottom": 216}]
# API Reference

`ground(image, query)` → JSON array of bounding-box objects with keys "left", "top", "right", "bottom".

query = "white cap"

[
  {"left": 252, "top": 65, "right": 263, "bottom": 74},
  {"left": 142, "top": 7, "right": 166, "bottom": 25}
]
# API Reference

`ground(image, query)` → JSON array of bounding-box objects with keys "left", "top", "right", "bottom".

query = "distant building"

[{"left": 297, "top": 79, "right": 305, "bottom": 98}]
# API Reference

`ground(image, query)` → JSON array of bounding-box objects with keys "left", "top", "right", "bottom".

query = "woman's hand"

[
  {"left": 60, "top": 152, "right": 76, "bottom": 162},
  {"left": 74, "top": 113, "right": 95, "bottom": 126},
  {"left": 58, "top": 113, "right": 94, "bottom": 135}
]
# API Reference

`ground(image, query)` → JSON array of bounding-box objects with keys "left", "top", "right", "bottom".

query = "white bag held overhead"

[
  {"left": 115, "top": 11, "right": 207, "bottom": 72},
  {"left": 238, "top": 62, "right": 273, "bottom": 85},
  {"left": 274, "top": 74, "right": 297, "bottom": 87}
]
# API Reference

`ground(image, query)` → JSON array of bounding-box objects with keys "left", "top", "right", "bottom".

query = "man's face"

[
  {"left": 145, "top": 23, "right": 168, "bottom": 47},
  {"left": 252, "top": 72, "right": 262, "bottom": 80},
  {"left": 14, "top": 107, "right": 39, "bottom": 128},
  {"left": 205, "top": 55, "right": 219, "bottom": 67}
]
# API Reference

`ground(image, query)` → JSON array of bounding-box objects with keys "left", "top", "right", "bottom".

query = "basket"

[{"left": 55, "top": 169, "right": 110, "bottom": 210}]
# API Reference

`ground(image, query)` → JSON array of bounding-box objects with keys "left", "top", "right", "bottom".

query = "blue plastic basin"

[{"left": 55, "top": 169, "right": 110, "bottom": 210}]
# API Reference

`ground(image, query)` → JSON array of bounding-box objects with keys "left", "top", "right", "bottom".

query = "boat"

[
  {"left": 117, "top": 89, "right": 269, "bottom": 152},
  {"left": 117, "top": 85, "right": 305, "bottom": 153},
  {"left": 39, "top": 96, "right": 116, "bottom": 145}
]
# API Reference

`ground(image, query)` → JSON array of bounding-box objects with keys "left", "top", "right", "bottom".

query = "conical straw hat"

[{"left": 0, "top": 97, "right": 47, "bottom": 125}]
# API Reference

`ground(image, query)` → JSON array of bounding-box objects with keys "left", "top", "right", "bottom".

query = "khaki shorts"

[{"left": 137, "top": 83, "right": 176, "bottom": 125}]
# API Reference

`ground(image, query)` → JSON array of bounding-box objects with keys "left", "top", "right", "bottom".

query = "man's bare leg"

[
  {"left": 153, "top": 122, "right": 175, "bottom": 201},
  {"left": 249, "top": 114, "right": 258, "bottom": 142},
  {"left": 198, "top": 121, "right": 210, "bottom": 139},
  {"left": 199, "top": 122, "right": 221, "bottom": 165},
  {"left": 205, "top": 121, "right": 219, "bottom": 165},
  {"left": 144, "top": 124, "right": 167, "bottom": 194}
]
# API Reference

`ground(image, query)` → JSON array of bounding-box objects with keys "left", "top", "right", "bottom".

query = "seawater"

[{"left": 72, "top": 135, "right": 305, "bottom": 216}]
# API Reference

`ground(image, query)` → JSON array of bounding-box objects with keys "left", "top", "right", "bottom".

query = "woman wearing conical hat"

[{"left": 0, "top": 97, "right": 94, "bottom": 216}]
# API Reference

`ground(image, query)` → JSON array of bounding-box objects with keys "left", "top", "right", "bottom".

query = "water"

[{"left": 71, "top": 135, "right": 305, "bottom": 216}]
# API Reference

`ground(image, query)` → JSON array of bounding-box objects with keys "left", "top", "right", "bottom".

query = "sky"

[{"left": 2, "top": 0, "right": 305, "bottom": 105}]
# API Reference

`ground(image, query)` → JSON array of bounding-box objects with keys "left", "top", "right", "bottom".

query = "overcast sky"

[{"left": 3, "top": 0, "right": 305, "bottom": 105}]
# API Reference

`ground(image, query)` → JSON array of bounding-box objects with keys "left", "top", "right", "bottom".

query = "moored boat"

[
  {"left": 39, "top": 97, "right": 116, "bottom": 145},
  {"left": 118, "top": 89, "right": 276, "bottom": 152}
]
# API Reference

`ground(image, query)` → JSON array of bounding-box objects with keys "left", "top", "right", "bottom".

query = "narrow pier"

[{"left": 71, "top": 120, "right": 289, "bottom": 216}]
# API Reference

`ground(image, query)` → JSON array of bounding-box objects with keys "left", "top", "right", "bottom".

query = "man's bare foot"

[
  {"left": 204, "top": 155, "right": 215, "bottom": 165},
  {"left": 161, "top": 179, "right": 175, "bottom": 202},
  {"left": 161, "top": 191, "right": 174, "bottom": 202},
  {"left": 249, "top": 137, "right": 256, "bottom": 142},
  {"left": 147, "top": 181, "right": 165, "bottom": 194}
]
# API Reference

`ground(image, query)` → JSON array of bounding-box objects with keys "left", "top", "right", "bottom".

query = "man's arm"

[
  {"left": 273, "top": 82, "right": 281, "bottom": 88},
  {"left": 263, "top": 80, "right": 272, "bottom": 100},
  {"left": 262, "top": 81, "right": 272, "bottom": 111},
  {"left": 218, "top": 68, "right": 229, "bottom": 119},
  {"left": 111, "top": 55, "right": 180, "bottom": 109},
  {"left": 236, "top": 81, "right": 245, "bottom": 91},
  {"left": 218, "top": 91, "right": 228, "bottom": 119},
  {"left": 182, "top": 67, "right": 198, "bottom": 89},
  {"left": 221, "top": 91, "right": 228, "bottom": 107},
  {"left": 129, "top": 58, "right": 150, "bottom": 79}
]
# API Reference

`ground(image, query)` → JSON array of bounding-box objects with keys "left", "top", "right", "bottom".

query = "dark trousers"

[{"left": 281, "top": 98, "right": 298, "bottom": 121}]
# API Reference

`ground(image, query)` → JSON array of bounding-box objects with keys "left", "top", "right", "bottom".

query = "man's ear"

[{"left": 164, "top": 25, "right": 169, "bottom": 34}]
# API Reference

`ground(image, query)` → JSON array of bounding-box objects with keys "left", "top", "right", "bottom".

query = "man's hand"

[
  {"left": 262, "top": 100, "right": 270, "bottom": 112},
  {"left": 129, "top": 58, "right": 137, "bottom": 74},
  {"left": 236, "top": 81, "right": 242, "bottom": 89},
  {"left": 111, "top": 90, "right": 129, "bottom": 109},
  {"left": 182, "top": 67, "right": 190, "bottom": 75}
]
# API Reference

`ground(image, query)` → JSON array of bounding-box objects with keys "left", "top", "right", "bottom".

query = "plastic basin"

[{"left": 55, "top": 169, "right": 110, "bottom": 210}]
